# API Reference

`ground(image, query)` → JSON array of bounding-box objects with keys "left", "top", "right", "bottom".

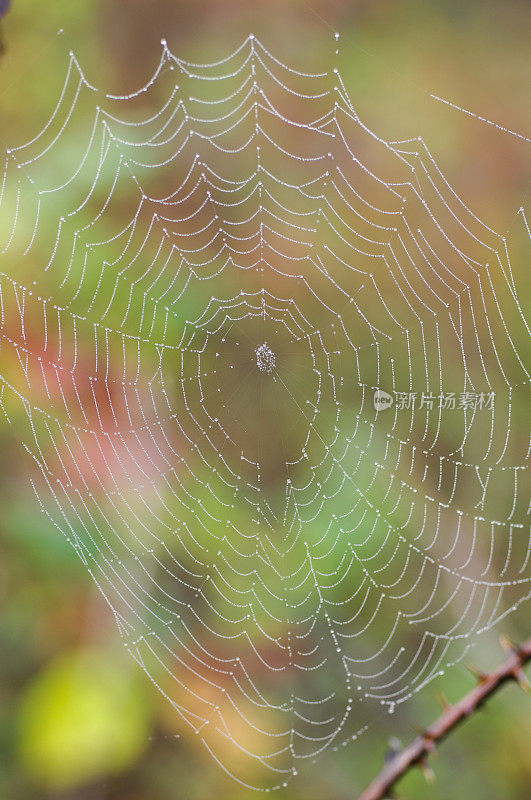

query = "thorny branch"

[{"left": 358, "top": 636, "right": 531, "bottom": 800}]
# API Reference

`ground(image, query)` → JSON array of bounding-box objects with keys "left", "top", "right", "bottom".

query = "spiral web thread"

[{"left": 0, "top": 34, "right": 529, "bottom": 789}]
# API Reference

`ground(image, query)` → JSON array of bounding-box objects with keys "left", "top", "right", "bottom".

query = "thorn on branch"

[
  {"left": 512, "top": 668, "right": 530, "bottom": 694},
  {"left": 435, "top": 690, "right": 451, "bottom": 711},
  {"left": 384, "top": 737, "right": 402, "bottom": 763},
  {"left": 417, "top": 756, "right": 435, "bottom": 783},
  {"left": 466, "top": 663, "right": 488, "bottom": 684},
  {"left": 499, "top": 634, "right": 517, "bottom": 655},
  {"left": 357, "top": 636, "right": 531, "bottom": 800}
]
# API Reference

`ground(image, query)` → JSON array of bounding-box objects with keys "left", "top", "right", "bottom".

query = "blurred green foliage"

[
  {"left": 18, "top": 649, "right": 151, "bottom": 790},
  {"left": 0, "top": 1, "right": 529, "bottom": 799}
]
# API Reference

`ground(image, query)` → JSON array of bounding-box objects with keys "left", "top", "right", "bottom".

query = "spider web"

[{"left": 0, "top": 33, "right": 530, "bottom": 789}]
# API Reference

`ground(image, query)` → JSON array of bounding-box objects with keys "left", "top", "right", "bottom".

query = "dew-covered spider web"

[{"left": 0, "top": 33, "right": 530, "bottom": 790}]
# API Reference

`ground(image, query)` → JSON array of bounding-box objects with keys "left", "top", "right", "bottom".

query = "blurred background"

[{"left": 0, "top": 1, "right": 530, "bottom": 799}]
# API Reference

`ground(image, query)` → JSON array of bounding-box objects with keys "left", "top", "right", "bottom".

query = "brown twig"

[{"left": 358, "top": 636, "right": 531, "bottom": 800}]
